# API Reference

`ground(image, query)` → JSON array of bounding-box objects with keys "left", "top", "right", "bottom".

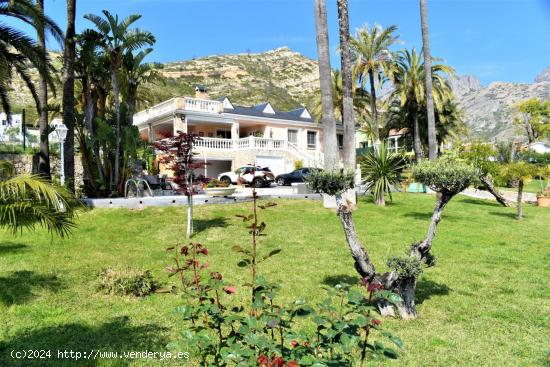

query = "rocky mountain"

[
  {"left": 451, "top": 74, "right": 550, "bottom": 141},
  {"left": 147, "top": 47, "right": 320, "bottom": 111},
  {"left": 7, "top": 47, "right": 549, "bottom": 142}
]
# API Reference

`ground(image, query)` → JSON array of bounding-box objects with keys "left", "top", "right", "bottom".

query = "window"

[
  {"left": 307, "top": 131, "right": 317, "bottom": 149},
  {"left": 337, "top": 134, "right": 343, "bottom": 150},
  {"left": 216, "top": 130, "right": 231, "bottom": 139},
  {"left": 287, "top": 129, "right": 298, "bottom": 144}
]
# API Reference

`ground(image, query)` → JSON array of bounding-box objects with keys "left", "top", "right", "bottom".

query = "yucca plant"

[
  {"left": 0, "top": 161, "right": 78, "bottom": 237},
  {"left": 361, "top": 142, "right": 407, "bottom": 206}
]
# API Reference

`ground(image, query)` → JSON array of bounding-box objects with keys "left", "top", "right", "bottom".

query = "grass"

[
  {"left": 0, "top": 194, "right": 549, "bottom": 366},
  {"left": 499, "top": 178, "right": 548, "bottom": 194}
]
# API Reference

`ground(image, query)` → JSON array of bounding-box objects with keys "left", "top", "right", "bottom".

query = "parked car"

[
  {"left": 218, "top": 165, "right": 275, "bottom": 188},
  {"left": 275, "top": 167, "right": 321, "bottom": 186}
]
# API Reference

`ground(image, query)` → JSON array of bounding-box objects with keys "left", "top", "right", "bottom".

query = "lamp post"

[{"left": 55, "top": 123, "right": 68, "bottom": 186}]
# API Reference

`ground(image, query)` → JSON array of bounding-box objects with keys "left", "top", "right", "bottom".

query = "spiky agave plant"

[
  {"left": 0, "top": 161, "right": 78, "bottom": 237},
  {"left": 361, "top": 142, "right": 407, "bottom": 206}
]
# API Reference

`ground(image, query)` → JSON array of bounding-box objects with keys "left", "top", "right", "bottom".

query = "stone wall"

[{"left": 0, "top": 153, "right": 84, "bottom": 188}]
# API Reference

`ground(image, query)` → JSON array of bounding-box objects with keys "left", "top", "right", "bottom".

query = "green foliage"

[
  {"left": 459, "top": 142, "right": 498, "bottom": 176},
  {"left": 387, "top": 255, "right": 423, "bottom": 279},
  {"left": 0, "top": 163, "right": 78, "bottom": 237},
  {"left": 293, "top": 160, "right": 303, "bottom": 170},
  {"left": 412, "top": 158, "right": 478, "bottom": 195},
  {"left": 514, "top": 98, "right": 550, "bottom": 141},
  {"left": 499, "top": 162, "right": 539, "bottom": 184},
  {"left": 306, "top": 170, "right": 355, "bottom": 196},
  {"left": 361, "top": 143, "right": 407, "bottom": 205},
  {"left": 205, "top": 179, "right": 229, "bottom": 188},
  {"left": 169, "top": 272, "right": 403, "bottom": 366},
  {"left": 96, "top": 268, "right": 159, "bottom": 297}
]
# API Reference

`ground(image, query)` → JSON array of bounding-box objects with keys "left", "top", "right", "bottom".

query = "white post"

[
  {"left": 249, "top": 135, "right": 254, "bottom": 149},
  {"left": 204, "top": 156, "right": 207, "bottom": 177},
  {"left": 60, "top": 140, "right": 65, "bottom": 186}
]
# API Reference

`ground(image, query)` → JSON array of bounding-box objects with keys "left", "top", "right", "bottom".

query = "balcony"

[
  {"left": 194, "top": 136, "right": 287, "bottom": 150},
  {"left": 183, "top": 97, "right": 223, "bottom": 114},
  {"left": 133, "top": 97, "right": 223, "bottom": 125}
]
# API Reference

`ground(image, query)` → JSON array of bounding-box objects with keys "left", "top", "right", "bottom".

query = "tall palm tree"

[
  {"left": 0, "top": 0, "right": 60, "bottom": 115},
  {"left": 390, "top": 49, "right": 454, "bottom": 161},
  {"left": 121, "top": 48, "right": 164, "bottom": 127},
  {"left": 62, "top": 0, "right": 77, "bottom": 191},
  {"left": 420, "top": 0, "right": 437, "bottom": 160},
  {"left": 84, "top": 10, "right": 155, "bottom": 191},
  {"left": 36, "top": 0, "right": 49, "bottom": 178},
  {"left": 351, "top": 24, "right": 398, "bottom": 146},
  {"left": 313, "top": 0, "right": 338, "bottom": 171},
  {"left": 0, "top": 161, "right": 77, "bottom": 238},
  {"left": 336, "top": 0, "right": 355, "bottom": 171},
  {"left": 312, "top": 69, "right": 370, "bottom": 128}
]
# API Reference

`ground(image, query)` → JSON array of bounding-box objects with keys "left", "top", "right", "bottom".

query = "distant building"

[{"left": 529, "top": 141, "right": 550, "bottom": 154}]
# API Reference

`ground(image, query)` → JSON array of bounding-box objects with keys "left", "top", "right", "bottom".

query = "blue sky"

[{"left": 14, "top": 0, "right": 550, "bottom": 85}]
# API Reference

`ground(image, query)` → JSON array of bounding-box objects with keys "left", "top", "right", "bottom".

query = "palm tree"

[
  {"left": 313, "top": 0, "right": 338, "bottom": 171},
  {"left": 0, "top": 161, "right": 77, "bottom": 237},
  {"left": 0, "top": 0, "right": 60, "bottom": 115},
  {"left": 0, "top": 0, "right": 62, "bottom": 178},
  {"left": 351, "top": 24, "right": 398, "bottom": 146},
  {"left": 390, "top": 49, "right": 454, "bottom": 161},
  {"left": 420, "top": 0, "right": 437, "bottom": 160},
  {"left": 336, "top": 0, "right": 355, "bottom": 171},
  {"left": 121, "top": 48, "right": 164, "bottom": 127},
  {"left": 361, "top": 141, "right": 406, "bottom": 206},
  {"left": 84, "top": 10, "right": 155, "bottom": 191},
  {"left": 62, "top": 0, "right": 77, "bottom": 191},
  {"left": 312, "top": 69, "right": 370, "bottom": 128}
]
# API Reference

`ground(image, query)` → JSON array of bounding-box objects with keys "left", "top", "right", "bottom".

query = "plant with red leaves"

[
  {"left": 257, "top": 354, "right": 299, "bottom": 367},
  {"left": 155, "top": 132, "right": 208, "bottom": 239}
]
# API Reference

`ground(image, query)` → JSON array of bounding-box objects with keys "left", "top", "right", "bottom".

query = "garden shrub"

[
  {"left": 205, "top": 179, "right": 229, "bottom": 188},
  {"left": 97, "top": 268, "right": 159, "bottom": 297}
]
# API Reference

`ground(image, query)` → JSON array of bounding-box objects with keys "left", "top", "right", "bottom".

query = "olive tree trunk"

[
  {"left": 414, "top": 192, "right": 452, "bottom": 259},
  {"left": 480, "top": 175, "right": 512, "bottom": 207},
  {"left": 517, "top": 180, "right": 524, "bottom": 220},
  {"left": 334, "top": 194, "right": 377, "bottom": 279},
  {"left": 314, "top": 0, "right": 339, "bottom": 171}
]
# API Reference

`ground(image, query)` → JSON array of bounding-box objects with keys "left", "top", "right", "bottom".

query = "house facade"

[{"left": 134, "top": 87, "right": 340, "bottom": 178}]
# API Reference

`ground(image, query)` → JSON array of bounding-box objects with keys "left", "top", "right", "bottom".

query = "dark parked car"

[{"left": 275, "top": 167, "right": 321, "bottom": 186}]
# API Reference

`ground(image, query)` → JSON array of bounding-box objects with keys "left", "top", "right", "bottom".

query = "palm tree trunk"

[
  {"left": 412, "top": 108, "right": 423, "bottom": 162},
  {"left": 420, "top": 0, "right": 437, "bottom": 160},
  {"left": 314, "top": 0, "right": 338, "bottom": 171},
  {"left": 111, "top": 68, "right": 121, "bottom": 193},
  {"left": 337, "top": 0, "right": 355, "bottom": 171},
  {"left": 62, "top": 0, "right": 76, "bottom": 192},
  {"left": 83, "top": 79, "right": 105, "bottom": 183},
  {"left": 36, "top": 0, "right": 50, "bottom": 178},
  {"left": 368, "top": 69, "right": 380, "bottom": 146}
]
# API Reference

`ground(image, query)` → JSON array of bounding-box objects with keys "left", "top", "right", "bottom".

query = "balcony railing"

[
  {"left": 194, "top": 136, "right": 287, "bottom": 151},
  {"left": 133, "top": 97, "right": 224, "bottom": 126},
  {"left": 183, "top": 97, "right": 223, "bottom": 114}
]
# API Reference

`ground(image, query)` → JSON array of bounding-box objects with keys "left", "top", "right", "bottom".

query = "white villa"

[{"left": 134, "top": 86, "right": 343, "bottom": 178}]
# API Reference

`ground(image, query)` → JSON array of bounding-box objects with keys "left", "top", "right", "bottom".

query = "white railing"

[
  {"left": 193, "top": 137, "right": 321, "bottom": 167},
  {"left": 134, "top": 97, "right": 224, "bottom": 125},
  {"left": 194, "top": 137, "right": 233, "bottom": 150},
  {"left": 133, "top": 98, "right": 179, "bottom": 125},
  {"left": 184, "top": 97, "right": 223, "bottom": 114}
]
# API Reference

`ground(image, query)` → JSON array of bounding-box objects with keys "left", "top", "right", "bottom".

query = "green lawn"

[
  {"left": 0, "top": 194, "right": 549, "bottom": 366},
  {"left": 499, "top": 178, "right": 548, "bottom": 194}
]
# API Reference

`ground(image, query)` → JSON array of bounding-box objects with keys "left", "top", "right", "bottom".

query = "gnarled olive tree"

[{"left": 307, "top": 159, "right": 478, "bottom": 319}]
